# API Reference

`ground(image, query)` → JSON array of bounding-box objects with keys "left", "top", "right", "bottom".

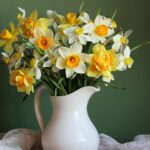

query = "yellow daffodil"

[
  {"left": 66, "top": 12, "right": 82, "bottom": 26},
  {"left": 18, "top": 7, "right": 50, "bottom": 38},
  {"left": 57, "top": 12, "right": 83, "bottom": 39},
  {"left": 87, "top": 44, "right": 119, "bottom": 82},
  {"left": 56, "top": 42, "right": 87, "bottom": 78},
  {"left": 9, "top": 69, "right": 36, "bottom": 95},
  {"left": 0, "top": 22, "right": 18, "bottom": 54}
]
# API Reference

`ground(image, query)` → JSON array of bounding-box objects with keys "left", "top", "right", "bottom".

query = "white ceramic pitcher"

[{"left": 34, "top": 86, "right": 100, "bottom": 150}]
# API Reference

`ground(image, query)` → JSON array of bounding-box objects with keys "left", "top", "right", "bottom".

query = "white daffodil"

[
  {"left": 112, "top": 30, "right": 132, "bottom": 52},
  {"left": 30, "top": 53, "right": 49, "bottom": 80},
  {"left": 43, "top": 48, "right": 60, "bottom": 72},
  {"left": 79, "top": 12, "right": 90, "bottom": 23},
  {"left": 47, "top": 10, "right": 66, "bottom": 25},
  {"left": 46, "top": 10, "right": 60, "bottom": 32},
  {"left": 117, "top": 46, "right": 134, "bottom": 71},
  {"left": 89, "top": 15, "right": 114, "bottom": 43},
  {"left": 3, "top": 44, "right": 25, "bottom": 71},
  {"left": 64, "top": 24, "right": 93, "bottom": 45},
  {"left": 56, "top": 42, "right": 87, "bottom": 78},
  {"left": 47, "top": 10, "right": 57, "bottom": 23},
  {"left": 30, "top": 58, "right": 41, "bottom": 80},
  {"left": 30, "top": 27, "right": 60, "bottom": 52},
  {"left": 55, "top": 26, "right": 68, "bottom": 45}
]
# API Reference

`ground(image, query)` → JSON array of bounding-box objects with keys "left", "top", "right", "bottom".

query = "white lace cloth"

[{"left": 0, "top": 129, "right": 150, "bottom": 150}]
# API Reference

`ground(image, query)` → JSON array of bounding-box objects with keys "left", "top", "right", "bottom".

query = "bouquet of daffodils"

[{"left": 0, "top": 4, "right": 139, "bottom": 97}]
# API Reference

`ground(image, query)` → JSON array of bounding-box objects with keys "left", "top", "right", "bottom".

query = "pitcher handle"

[{"left": 34, "top": 86, "right": 47, "bottom": 132}]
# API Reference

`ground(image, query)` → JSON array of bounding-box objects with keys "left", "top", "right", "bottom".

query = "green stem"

[
  {"left": 131, "top": 41, "right": 150, "bottom": 52},
  {"left": 99, "top": 81, "right": 126, "bottom": 90}
]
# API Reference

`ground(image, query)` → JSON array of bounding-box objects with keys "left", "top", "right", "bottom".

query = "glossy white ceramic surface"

[{"left": 34, "top": 86, "right": 100, "bottom": 150}]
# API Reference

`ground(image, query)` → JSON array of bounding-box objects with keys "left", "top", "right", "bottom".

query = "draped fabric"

[{"left": 0, "top": 129, "right": 150, "bottom": 150}]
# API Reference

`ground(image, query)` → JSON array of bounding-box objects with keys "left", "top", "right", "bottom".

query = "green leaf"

[
  {"left": 97, "top": 8, "right": 101, "bottom": 15},
  {"left": 49, "top": 78, "right": 61, "bottom": 90},
  {"left": 111, "top": 9, "right": 117, "bottom": 20},
  {"left": 79, "top": 0, "right": 85, "bottom": 13},
  {"left": 40, "top": 79, "right": 54, "bottom": 95},
  {"left": 54, "top": 87, "right": 58, "bottom": 96},
  {"left": 131, "top": 41, "right": 150, "bottom": 52},
  {"left": 21, "top": 94, "right": 29, "bottom": 104}
]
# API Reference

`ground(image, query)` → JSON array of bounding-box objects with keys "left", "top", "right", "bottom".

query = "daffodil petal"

[
  {"left": 43, "top": 60, "right": 52, "bottom": 67},
  {"left": 124, "top": 46, "right": 131, "bottom": 57},
  {"left": 35, "top": 67, "right": 41, "bottom": 80},
  {"left": 70, "top": 42, "right": 82, "bottom": 54},
  {"left": 79, "top": 12, "right": 90, "bottom": 23},
  {"left": 113, "top": 34, "right": 122, "bottom": 42},
  {"left": 68, "top": 36, "right": 78, "bottom": 44},
  {"left": 59, "top": 46, "right": 69, "bottom": 58},
  {"left": 79, "top": 35, "right": 87, "bottom": 45},
  {"left": 112, "top": 42, "right": 121, "bottom": 51},
  {"left": 102, "top": 18, "right": 112, "bottom": 26},
  {"left": 52, "top": 65, "right": 59, "bottom": 72},
  {"left": 56, "top": 57, "right": 65, "bottom": 69},
  {"left": 99, "top": 37, "right": 106, "bottom": 43},
  {"left": 4, "top": 42, "right": 13, "bottom": 54},
  {"left": 34, "top": 27, "right": 45, "bottom": 37},
  {"left": 64, "top": 27, "right": 75, "bottom": 36},
  {"left": 66, "top": 68, "right": 74, "bottom": 78},
  {"left": 86, "top": 65, "right": 100, "bottom": 78},
  {"left": 75, "top": 62, "right": 86, "bottom": 74},
  {"left": 117, "top": 62, "right": 127, "bottom": 71},
  {"left": 0, "top": 40, "right": 6, "bottom": 47},
  {"left": 90, "top": 34, "right": 100, "bottom": 43},
  {"left": 9, "top": 22, "right": 15, "bottom": 33},
  {"left": 83, "top": 23, "right": 94, "bottom": 33},
  {"left": 94, "top": 15, "right": 101, "bottom": 25},
  {"left": 1, "top": 52, "right": 9, "bottom": 57},
  {"left": 108, "top": 28, "right": 114, "bottom": 37},
  {"left": 81, "top": 53, "right": 93, "bottom": 63}
]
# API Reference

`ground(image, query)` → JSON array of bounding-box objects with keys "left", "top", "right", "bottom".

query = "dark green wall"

[{"left": 0, "top": 0, "right": 150, "bottom": 143}]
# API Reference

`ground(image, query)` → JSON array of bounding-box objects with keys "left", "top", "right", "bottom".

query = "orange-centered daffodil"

[
  {"left": 65, "top": 55, "right": 80, "bottom": 68},
  {"left": 9, "top": 69, "right": 36, "bottom": 95},
  {"left": 87, "top": 44, "right": 119, "bottom": 79},
  {"left": 36, "top": 36, "right": 53, "bottom": 51},
  {"left": 95, "top": 25, "right": 108, "bottom": 37},
  {"left": 56, "top": 42, "right": 86, "bottom": 78}
]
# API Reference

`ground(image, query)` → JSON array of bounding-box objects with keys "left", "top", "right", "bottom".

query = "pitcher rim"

[{"left": 49, "top": 86, "right": 100, "bottom": 99}]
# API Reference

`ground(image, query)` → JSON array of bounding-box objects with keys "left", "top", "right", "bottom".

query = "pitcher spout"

[
  {"left": 82, "top": 86, "right": 100, "bottom": 96},
  {"left": 50, "top": 86, "right": 100, "bottom": 111}
]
